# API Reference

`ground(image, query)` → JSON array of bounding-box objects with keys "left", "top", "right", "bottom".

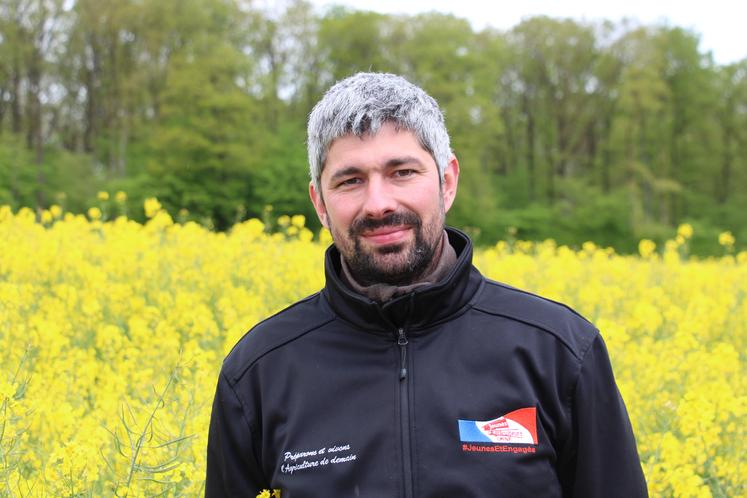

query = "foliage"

[
  {"left": 0, "top": 135, "right": 98, "bottom": 212},
  {"left": 0, "top": 202, "right": 745, "bottom": 496},
  {"left": 1, "top": 1, "right": 746, "bottom": 253}
]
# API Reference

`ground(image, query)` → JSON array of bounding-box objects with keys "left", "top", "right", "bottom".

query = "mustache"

[{"left": 348, "top": 211, "right": 421, "bottom": 237}]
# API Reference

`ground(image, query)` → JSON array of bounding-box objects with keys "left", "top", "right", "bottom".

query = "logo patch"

[{"left": 458, "top": 407, "right": 538, "bottom": 446}]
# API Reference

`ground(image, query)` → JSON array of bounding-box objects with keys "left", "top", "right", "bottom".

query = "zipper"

[
  {"left": 397, "top": 327, "right": 414, "bottom": 498},
  {"left": 397, "top": 327, "right": 408, "bottom": 380}
]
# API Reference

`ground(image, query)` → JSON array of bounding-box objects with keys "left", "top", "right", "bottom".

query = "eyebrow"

[
  {"left": 328, "top": 156, "right": 425, "bottom": 183},
  {"left": 385, "top": 156, "right": 424, "bottom": 169},
  {"left": 329, "top": 166, "right": 364, "bottom": 183}
]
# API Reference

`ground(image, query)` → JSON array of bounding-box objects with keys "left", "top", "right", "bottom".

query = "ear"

[
  {"left": 441, "top": 153, "right": 460, "bottom": 213},
  {"left": 309, "top": 181, "right": 329, "bottom": 228}
]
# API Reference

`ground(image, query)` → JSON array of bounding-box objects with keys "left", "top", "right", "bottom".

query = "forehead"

[{"left": 323, "top": 123, "right": 433, "bottom": 174}]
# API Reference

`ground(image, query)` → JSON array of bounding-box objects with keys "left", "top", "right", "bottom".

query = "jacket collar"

[{"left": 322, "top": 226, "right": 483, "bottom": 334}]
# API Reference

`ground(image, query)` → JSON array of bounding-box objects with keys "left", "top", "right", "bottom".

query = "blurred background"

[{"left": 1, "top": 0, "right": 745, "bottom": 254}]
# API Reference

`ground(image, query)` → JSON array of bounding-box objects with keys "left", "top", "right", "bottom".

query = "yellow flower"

[
  {"left": 144, "top": 197, "right": 163, "bottom": 218},
  {"left": 291, "top": 214, "right": 306, "bottom": 228},
  {"left": 97, "top": 191, "right": 109, "bottom": 201},
  {"left": 677, "top": 223, "right": 693, "bottom": 239},
  {"left": 256, "top": 490, "right": 282, "bottom": 497},
  {"left": 299, "top": 228, "right": 314, "bottom": 243},
  {"left": 718, "top": 231, "right": 735, "bottom": 247},
  {"left": 87, "top": 207, "right": 102, "bottom": 220},
  {"left": 277, "top": 215, "right": 290, "bottom": 227},
  {"left": 0, "top": 378, "right": 15, "bottom": 400},
  {"left": 582, "top": 241, "right": 597, "bottom": 253},
  {"left": 319, "top": 227, "right": 333, "bottom": 245},
  {"left": 2, "top": 206, "right": 746, "bottom": 496},
  {"left": 638, "top": 239, "right": 656, "bottom": 258},
  {"left": 115, "top": 191, "right": 127, "bottom": 203}
]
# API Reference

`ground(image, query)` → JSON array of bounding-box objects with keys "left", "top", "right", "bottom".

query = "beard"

[{"left": 332, "top": 208, "right": 444, "bottom": 287}]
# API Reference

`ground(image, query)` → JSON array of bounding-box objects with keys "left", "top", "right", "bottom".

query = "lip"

[{"left": 360, "top": 226, "right": 411, "bottom": 245}]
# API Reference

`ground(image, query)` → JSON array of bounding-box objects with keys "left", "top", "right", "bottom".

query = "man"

[{"left": 206, "top": 72, "right": 648, "bottom": 497}]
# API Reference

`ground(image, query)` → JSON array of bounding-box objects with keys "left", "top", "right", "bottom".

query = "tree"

[{"left": 146, "top": 0, "right": 260, "bottom": 229}]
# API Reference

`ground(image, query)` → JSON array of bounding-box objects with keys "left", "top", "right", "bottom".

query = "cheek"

[
  {"left": 413, "top": 190, "right": 444, "bottom": 217},
  {"left": 326, "top": 196, "right": 359, "bottom": 222},
  {"left": 324, "top": 206, "right": 352, "bottom": 234}
]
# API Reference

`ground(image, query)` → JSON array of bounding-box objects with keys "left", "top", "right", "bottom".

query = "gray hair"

[{"left": 307, "top": 72, "right": 451, "bottom": 191}]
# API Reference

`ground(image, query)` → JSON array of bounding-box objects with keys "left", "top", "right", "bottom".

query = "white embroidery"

[{"left": 280, "top": 442, "right": 358, "bottom": 474}]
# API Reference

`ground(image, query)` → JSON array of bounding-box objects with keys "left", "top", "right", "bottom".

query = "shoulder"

[
  {"left": 221, "top": 292, "right": 335, "bottom": 383},
  {"left": 473, "top": 278, "right": 598, "bottom": 360}
]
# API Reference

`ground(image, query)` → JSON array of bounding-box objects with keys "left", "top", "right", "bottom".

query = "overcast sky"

[{"left": 306, "top": 0, "right": 745, "bottom": 65}]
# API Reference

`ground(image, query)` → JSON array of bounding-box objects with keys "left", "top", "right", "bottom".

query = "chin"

[{"left": 376, "top": 243, "right": 406, "bottom": 255}]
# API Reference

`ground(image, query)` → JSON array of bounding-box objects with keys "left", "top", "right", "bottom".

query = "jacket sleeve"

[
  {"left": 205, "top": 370, "right": 267, "bottom": 497},
  {"left": 560, "top": 333, "right": 648, "bottom": 497}
]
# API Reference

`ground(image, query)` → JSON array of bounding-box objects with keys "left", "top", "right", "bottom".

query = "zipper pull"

[{"left": 397, "top": 327, "right": 408, "bottom": 380}]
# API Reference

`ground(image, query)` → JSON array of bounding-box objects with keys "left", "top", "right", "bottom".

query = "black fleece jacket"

[{"left": 206, "top": 227, "right": 648, "bottom": 497}]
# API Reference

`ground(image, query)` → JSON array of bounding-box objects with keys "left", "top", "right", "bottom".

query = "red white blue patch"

[{"left": 458, "top": 407, "right": 538, "bottom": 445}]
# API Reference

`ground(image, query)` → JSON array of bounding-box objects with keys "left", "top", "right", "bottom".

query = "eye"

[
  {"left": 394, "top": 169, "right": 416, "bottom": 178},
  {"left": 337, "top": 177, "right": 362, "bottom": 188}
]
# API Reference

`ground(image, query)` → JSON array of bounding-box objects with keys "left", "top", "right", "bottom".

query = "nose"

[{"left": 361, "top": 175, "right": 397, "bottom": 219}]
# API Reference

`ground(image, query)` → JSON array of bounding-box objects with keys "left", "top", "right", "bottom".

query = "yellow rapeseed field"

[{"left": 0, "top": 199, "right": 745, "bottom": 497}]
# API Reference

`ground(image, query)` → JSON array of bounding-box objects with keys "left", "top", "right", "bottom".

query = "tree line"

[{"left": 1, "top": 0, "right": 746, "bottom": 254}]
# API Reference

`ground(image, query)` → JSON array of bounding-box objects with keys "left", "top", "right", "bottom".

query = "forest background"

[{"left": 1, "top": 0, "right": 746, "bottom": 254}]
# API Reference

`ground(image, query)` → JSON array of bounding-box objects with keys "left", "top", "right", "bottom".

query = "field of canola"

[{"left": 0, "top": 199, "right": 745, "bottom": 497}]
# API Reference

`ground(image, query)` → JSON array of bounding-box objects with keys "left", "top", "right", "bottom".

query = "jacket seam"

[
  {"left": 562, "top": 329, "right": 600, "bottom": 459},
  {"left": 569, "top": 331, "right": 600, "bottom": 404},
  {"left": 224, "top": 371, "right": 258, "bottom": 434},
  {"left": 231, "top": 316, "right": 336, "bottom": 383},
  {"left": 481, "top": 279, "right": 595, "bottom": 326},
  {"left": 223, "top": 371, "right": 267, "bottom": 487},
  {"left": 224, "top": 291, "right": 323, "bottom": 359},
  {"left": 471, "top": 305, "right": 591, "bottom": 360}
]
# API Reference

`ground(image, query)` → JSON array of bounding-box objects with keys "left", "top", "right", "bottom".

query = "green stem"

[{"left": 123, "top": 367, "right": 178, "bottom": 494}]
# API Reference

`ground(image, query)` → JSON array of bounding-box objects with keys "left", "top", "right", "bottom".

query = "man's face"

[{"left": 310, "top": 122, "right": 459, "bottom": 286}]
